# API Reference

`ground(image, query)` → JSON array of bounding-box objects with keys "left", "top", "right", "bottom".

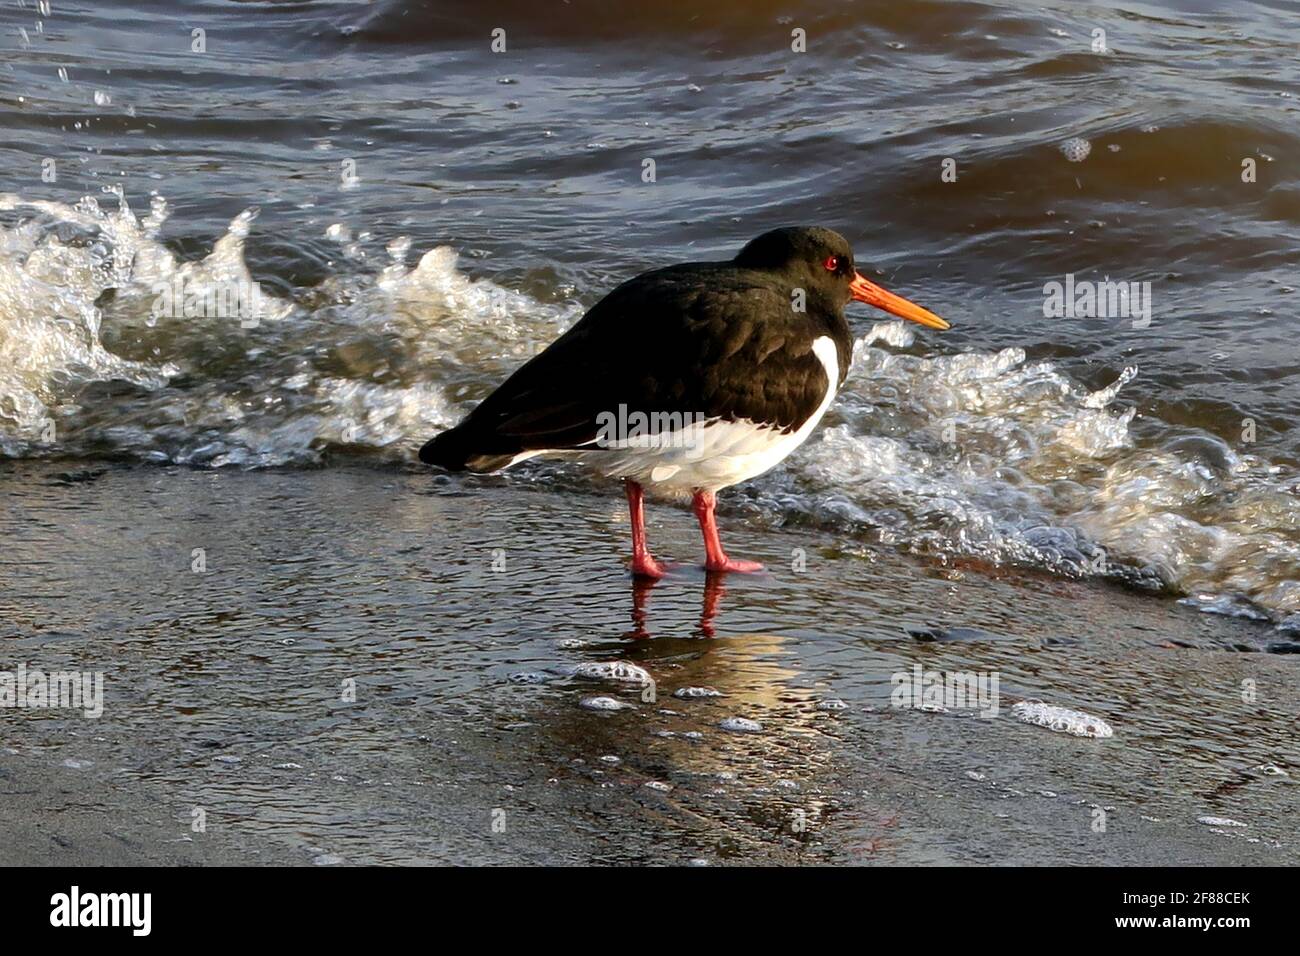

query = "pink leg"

[
  {"left": 625, "top": 480, "right": 666, "bottom": 579},
  {"left": 697, "top": 573, "right": 728, "bottom": 637},
  {"left": 692, "top": 490, "right": 763, "bottom": 573}
]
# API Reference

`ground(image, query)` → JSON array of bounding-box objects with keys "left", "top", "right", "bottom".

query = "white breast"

[{"left": 581, "top": 335, "right": 841, "bottom": 496}]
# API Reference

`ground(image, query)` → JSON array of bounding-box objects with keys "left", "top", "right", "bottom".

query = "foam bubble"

[
  {"left": 1060, "top": 137, "right": 1092, "bottom": 162},
  {"left": 580, "top": 696, "right": 634, "bottom": 712},
  {"left": 1010, "top": 701, "right": 1113, "bottom": 738},
  {"left": 570, "top": 661, "right": 652, "bottom": 685}
]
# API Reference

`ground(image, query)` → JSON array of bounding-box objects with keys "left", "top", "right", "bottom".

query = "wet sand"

[{"left": 0, "top": 463, "right": 1295, "bottom": 865}]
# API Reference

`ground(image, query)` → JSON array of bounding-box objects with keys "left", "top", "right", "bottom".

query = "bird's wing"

[{"left": 449, "top": 267, "right": 833, "bottom": 456}]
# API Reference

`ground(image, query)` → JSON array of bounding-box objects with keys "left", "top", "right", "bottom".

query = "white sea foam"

[
  {"left": 1010, "top": 701, "right": 1113, "bottom": 738},
  {"left": 580, "top": 696, "right": 634, "bottom": 712},
  {"left": 673, "top": 686, "right": 723, "bottom": 699},
  {"left": 756, "top": 326, "right": 1300, "bottom": 627},
  {"left": 570, "top": 661, "right": 652, "bottom": 685},
  {"left": 0, "top": 188, "right": 573, "bottom": 466},
  {"left": 1196, "top": 815, "right": 1246, "bottom": 828}
]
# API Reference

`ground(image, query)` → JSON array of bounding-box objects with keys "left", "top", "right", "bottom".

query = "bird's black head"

[
  {"left": 733, "top": 226, "right": 855, "bottom": 294},
  {"left": 733, "top": 226, "right": 950, "bottom": 330}
]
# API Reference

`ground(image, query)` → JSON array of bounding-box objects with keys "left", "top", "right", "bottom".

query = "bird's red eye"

[{"left": 824, "top": 256, "right": 839, "bottom": 272}]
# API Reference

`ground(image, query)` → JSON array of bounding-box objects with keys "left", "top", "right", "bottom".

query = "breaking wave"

[{"left": 2, "top": 189, "right": 1298, "bottom": 629}]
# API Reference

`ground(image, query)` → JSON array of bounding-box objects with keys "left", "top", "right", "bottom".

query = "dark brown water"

[{"left": 0, "top": 1, "right": 1298, "bottom": 863}]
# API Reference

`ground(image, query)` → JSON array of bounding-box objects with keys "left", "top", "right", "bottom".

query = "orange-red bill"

[{"left": 849, "top": 272, "right": 950, "bottom": 330}]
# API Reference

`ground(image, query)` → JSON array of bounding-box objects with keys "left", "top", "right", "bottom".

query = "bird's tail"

[{"left": 418, "top": 425, "right": 518, "bottom": 473}]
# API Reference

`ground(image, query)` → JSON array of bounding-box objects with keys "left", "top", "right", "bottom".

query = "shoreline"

[{"left": 1, "top": 462, "right": 1294, "bottom": 865}]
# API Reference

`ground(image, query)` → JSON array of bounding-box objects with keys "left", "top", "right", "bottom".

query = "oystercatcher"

[{"left": 419, "top": 227, "right": 949, "bottom": 578}]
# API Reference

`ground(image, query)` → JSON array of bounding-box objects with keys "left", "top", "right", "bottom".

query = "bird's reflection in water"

[
  {"left": 512, "top": 571, "right": 874, "bottom": 864},
  {"left": 627, "top": 572, "right": 729, "bottom": 639}
]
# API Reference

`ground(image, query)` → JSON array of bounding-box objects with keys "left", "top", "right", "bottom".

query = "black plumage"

[{"left": 420, "top": 226, "right": 856, "bottom": 472}]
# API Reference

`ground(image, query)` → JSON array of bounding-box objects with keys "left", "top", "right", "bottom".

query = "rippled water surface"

[
  {"left": 3, "top": 467, "right": 1297, "bottom": 864},
  {"left": 1, "top": 1, "right": 1298, "bottom": 863}
]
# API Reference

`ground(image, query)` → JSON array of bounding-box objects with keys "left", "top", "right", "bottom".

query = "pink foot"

[
  {"left": 693, "top": 490, "right": 762, "bottom": 575},
  {"left": 631, "top": 554, "right": 669, "bottom": 579},
  {"left": 625, "top": 479, "right": 668, "bottom": 579},
  {"left": 704, "top": 557, "right": 764, "bottom": 574}
]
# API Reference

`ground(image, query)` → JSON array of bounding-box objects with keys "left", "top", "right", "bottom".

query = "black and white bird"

[{"left": 419, "top": 226, "right": 949, "bottom": 577}]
